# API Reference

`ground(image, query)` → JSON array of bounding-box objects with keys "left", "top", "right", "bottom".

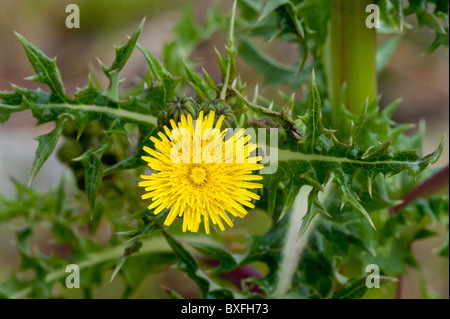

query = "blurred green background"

[{"left": 0, "top": 0, "right": 448, "bottom": 298}]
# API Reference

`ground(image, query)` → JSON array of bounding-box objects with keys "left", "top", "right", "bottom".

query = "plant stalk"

[
  {"left": 324, "top": 0, "right": 377, "bottom": 124},
  {"left": 389, "top": 165, "right": 449, "bottom": 215},
  {"left": 272, "top": 186, "right": 312, "bottom": 298},
  {"left": 396, "top": 273, "right": 404, "bottom": 299}
]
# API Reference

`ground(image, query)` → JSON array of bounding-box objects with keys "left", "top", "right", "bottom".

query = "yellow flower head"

[{"left": 139, "top": 111, "right": 263, "bottom": 234}]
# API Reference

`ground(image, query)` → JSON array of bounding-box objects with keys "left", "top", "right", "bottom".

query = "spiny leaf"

[
  {"left": 99, "top": 18, "right": 145, "bottom": 100},
  {"left": 120, "top": 252, "right": 176, "bottom": 292},
  {"left": 110, "top": 240, "right": 143, "bottom": 283},
  {"left": 380, "top": 0, "right": 449, "bottom": 53},
  {"left": 184, "top": 62, "right": 215, "bottom": 100},
  {"left": 349, "top": 98, "right": 368, "bottom": 144},
  {"left": 29, "top": 117, "right": 67, "bottom": 185},
  {"left": 173, "top": 2, "right": 201, "bottom": 47},
  {"left": 238, "top": 213, "right": 293, "bottom": 296},
  {"left": 251, "top": 0, "right": 308, "bottom": 70},
  {"left": 111, "top": 216, "right": 166, "bottom": 284},
  {"left": 274, "top": 3, "right": 308, "bottom": 70},
  {"left": 202, "top": 68, "right": 220, "bottom": 93},
  {"left": 104, "top": 126, "right": 158, "bottom": 175},
  {"left": 424, "top": 28, "right": 449, "bottom": 54},
  {"left": 360, "top": 194, "right": 449, "bottom": 274},
  {"left": 330, "top": 276, "right": 397, "bottom": 299},
  {"left": 298, "top": 188, "right": 329, "bottom": 236},
  {"left": 237, "top": 36, "right": 312, "bottom": 89},
  {"left": 0, "top": 274, "right": 31, "bottom": 299},
  {"left": 137, "top": 43, "right": 180, "bottom": 108},
  {"left": 0, "top": 91, "right": 24, "bottom": 122},
  {"left": 1, "top": 33, "right": 184, "bottom": 183},
  {"left": 189, "top": 242, "right": 238, "bottom": 273},
  {"left": 14, "top": 32, "right": 69, "bottom": 103},
  {"left": 376, "top": 35, "right": 402, "bottom": 74},
  {"left": 435, "top": 224, "right": 449, "bottom": 258},
  {"left": 162, "top": 2, "right": 227, "bottom": 75},
  {"left": 296, "top": 0, "right": 330, "bottom": 55},
  {"left": 235, "top": 200, "right": 372, "bottom": 297},
  {"left": 162, "top": 230, "right": 235, "bottom": 299},
  {"left": 238, "top": 73, "right": 444, "bottom": 232},
  {"left": 73, "top": 145, "right": 107, "bottom": 212},
  {"left": 259, "top": 0, "right": 291, "bottom": 22},
  {"left": 101, "top": 18, "right": 145, "bottom": 77}
]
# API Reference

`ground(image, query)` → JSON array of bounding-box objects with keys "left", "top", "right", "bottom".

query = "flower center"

[{"left": 189, "top": 167, "right": 207, "bottom": 185}]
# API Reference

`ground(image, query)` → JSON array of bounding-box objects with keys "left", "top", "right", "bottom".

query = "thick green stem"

[
  {"left": 272, "top": 186, "right": 312, "bottom": 298},
  {"left": 324, "top": 0, "right": 377, "bottom": 123}
]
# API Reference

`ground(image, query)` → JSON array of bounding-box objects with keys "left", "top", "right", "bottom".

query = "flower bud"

[
  {"left": 157, "top": 96, "right": 199, "bottom": 131},
  {"left": 199, "top": 99, "right": 237, "bottom": 129}
]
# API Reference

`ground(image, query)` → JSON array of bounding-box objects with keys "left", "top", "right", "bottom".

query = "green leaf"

[
  {"left": 435, "top": 224, "right": 449, "bottom": 258},
  {"left": 0, "top": 91, "right": 24, "bottom": 122},
  {"left": 274, "top": 3, "right": 308, "bottom": 70},
  {"left": 110, "top": 240, "right": 143, "bottom": 283},
  {"left": 259, "top": 0, "right": 291, "bottom": 21},
  {"left": 296, "top": 0, "right": 330, "bottom": 54},
  {"left": 0, "top": 177, "right": 174, "bottom": 298},
  {"left": 101, "top": 18, "right": 144, "bottom": 77},
  {"left": 330, "top": 276, "right": 397, "bottom": 299},
  {"left": 110, "top": 215, "right": 166, "bottom": 284},
  {"left": 162, "top": 2, "right": 227, "bottom": 76},
  {"left": 315, "top": 219, "right": 375, "bottom": 256},
  {"left": 202, "top": 68, "right": 220, "bottom": 94},
  {"left": 296, "top": 245, "right": 334, "bottom": 297},
  {"left": 238, "top": 212, "right": 294, "bottom": 296},
  {"left": 236, "top": 196, "right": 367, "bottom": 298},
  {"left": 0, "top": 274, "right": 31, "bottom": 299},
  {"left": 161, "top": 286, "right": 185, "bottom": 299},
  {"left": 288, "top": 209, "right": 380, "bottom": 298},
  {"left": 298, "top": 188, "right": 329, "bottom": 236},
  {"left": 137, "top": 43, "right": 180, "bottom": 108},
  {"left": 189, "top": 242, "right": 238, "bottom": 273},
  {"left": 184, "top": 63, "right": 216, "bottom": 100},
  {"left": 104, "top": 126, "right": 158, "bottom": 175},
  {"left": 238, "top": 36, "right": 312, "bottom": 89},
  {"left": 29, "top": 117, "right": 67, "bottom": 185},
  {"left": 162, "top": 230, "right": 235, "bottom": 299},
  {"left": 120, "top": 252, "right": 176, "bottom": 290},
  {"left": 253, "top": 1, "right": 308, "bottom": 71},
  {"left": 238, "top": 0, "right": 264, "bottom": 20},
  {"left": 376, "top": 35, "right": 402, "bottom": 74},
  {"left": 14, "top": 32, "right": 69, "bottom": 103},
  {"left": 380, "top": 0, "right": 449, "bottom": 52},
  {"left": 362, "top": 194, "right": 449, "bottom": 274},
  {"left": 204, "top": 2, "right": 228, "bottom": 34},
  {"left": 237, "top": 73, "right": 444, "bottom": 232},
  {"left": 425, "top": 30, "right": 450, "bottom": 54},
  {"left": 173, "top": 2, "right": 201, "bottom": 47},
  {"left": 74, "top": 146, "right": 106, "bottom": 211},
  {"left": 1, "top": 32, "right": 184, "bottom": 186}
]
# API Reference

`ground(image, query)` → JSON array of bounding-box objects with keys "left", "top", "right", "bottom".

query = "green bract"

[
  {"left": 199, "top": 99, "right": 237, "bottom": 129},
  {"left": 157, "top": 96, "right": 199, "bottom": 131}
]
